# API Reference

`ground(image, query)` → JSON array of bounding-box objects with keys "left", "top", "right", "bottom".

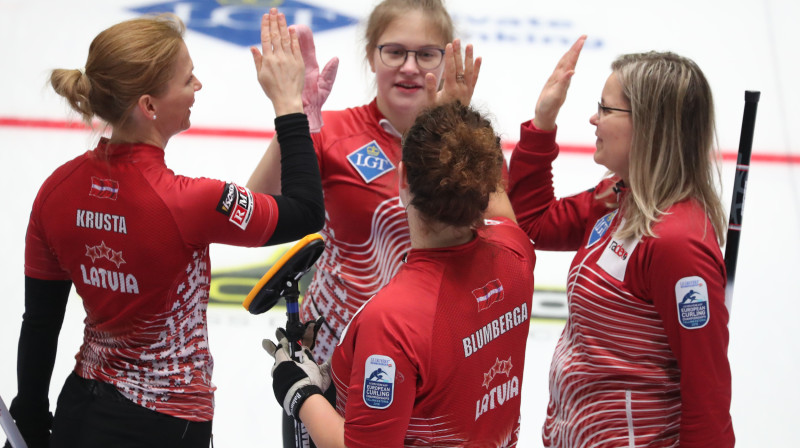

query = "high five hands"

[
  {"left": 533, "top": 35, "right": 587, "bottom": 131},
  {"left": 293, "top": 25, "right": 339, "bottom": 133},
  {"left": 250, "top": 8, "right": 305, "bottom": 117},
  {"left": 427, "top": 39, "right": 482, "bottom": 106}
]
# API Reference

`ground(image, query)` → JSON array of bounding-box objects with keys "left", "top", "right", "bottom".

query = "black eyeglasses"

[
  {"left": 377, "top": 44, "right": 446, "bottom": 70},
  {"left": 597, "top": 102, "right": 632, "bottom": 116}
]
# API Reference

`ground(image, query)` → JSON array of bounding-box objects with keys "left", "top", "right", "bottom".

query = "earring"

[{"left": 152, "top": 114, "right": 157, "bottom": 120}]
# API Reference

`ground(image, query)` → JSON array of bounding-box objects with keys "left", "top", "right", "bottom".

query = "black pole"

[
  {"left": 724, "top": 90, "right": 760, "bottom": 310},
  {"left": 281, "top": 279, "right": 309, "bottom": 448},
  {"left": 244, "top": 234, "right": 325, "bottom": 448},
  {"left": 282, "top": 278, "right": 304, "bottom": 360}
]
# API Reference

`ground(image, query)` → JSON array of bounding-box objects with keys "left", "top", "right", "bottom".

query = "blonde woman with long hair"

[{"left": 508, "top": 36, "right": 734, "bottom": 447}]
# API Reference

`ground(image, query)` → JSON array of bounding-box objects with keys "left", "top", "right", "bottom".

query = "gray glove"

[{"left": 263, "top": 328, "right": 331, "bottom": 418}]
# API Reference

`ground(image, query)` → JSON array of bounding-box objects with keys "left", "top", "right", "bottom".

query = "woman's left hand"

[
  {"left": 426, "top": 39, "right": 482, "bottom": 106},
  {"left": 293, "top": 24, "right": 338, "bottom": 133},
  {"left": 250, "top": 8, "right": 305, "bottom": 117}
]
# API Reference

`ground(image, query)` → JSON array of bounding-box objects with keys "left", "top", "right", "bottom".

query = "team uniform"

[
  {"left": 330, "top": 218, "right": 536, "bottom": 448},
  {"left": 16, "top": 115, "right": 321, "bottom": 444},
  {"left": 301, "top": 99, "right": 410, "bottom": 361},
  {"left": 507, "top": 121, "right": 734, "bottom": 447}
]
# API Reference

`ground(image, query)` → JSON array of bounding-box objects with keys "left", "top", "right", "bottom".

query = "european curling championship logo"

[
  {"left": 363, "top": 355, "right": 395, "bottom": 409},
  {"left": 675, "top": 276, "right": 710, "bottom": 329}
]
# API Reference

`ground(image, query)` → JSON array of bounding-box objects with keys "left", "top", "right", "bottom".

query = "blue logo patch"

[
  {"left": 363, "top": 355, "right": 395, "bottom": 409},
  {"left": 347, "top": 141, "right": 395, "bottom": 183},
  {"left": 587, "top": 210, "right": 617, "bottom": 248},
  {"left": 675, "top": 276, "right": 710, "bottom": 329},
  {"left": 130, "top": 0, "right": 358, "bottom": 47}
]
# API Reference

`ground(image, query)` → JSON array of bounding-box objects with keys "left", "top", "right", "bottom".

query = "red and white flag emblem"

[
  {"left": 89, "top": 176, "right": 119, "bottom": 200},
  {"left": 472, "top": 279, "right": 504, "bottom": 311}
]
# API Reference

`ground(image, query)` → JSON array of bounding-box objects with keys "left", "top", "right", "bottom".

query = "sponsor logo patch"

[
  {"left": 347, "top": 141, "right": 395, "bottom": 183},
  {"left": 587, "top": 210, "right": 617, "bottom": 248},
  {"left": 608, "top": 240, "right": 629, "bottom": 260},
  {"left": 216, "top": 182, "right": 238, "bottom": 216},
  {"left": 216, "top": 182, "right": 254, "bottom": 230},
  {"left": 363, "top": 355, "right": 395, "bottom": 409},
  {"left": 89, "top": 177, "right": 119, "bottom": 200},
  {"left": 596, "top": 219, "right": 639, "bottom": 282},
  {"left": 675, "top": 276, "right": 710, "bottom": 329},
  {"left": 473, "top": 279, "right": 504, "bottom": 311}
]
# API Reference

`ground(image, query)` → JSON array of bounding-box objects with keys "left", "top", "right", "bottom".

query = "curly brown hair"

[{"left": 402, "top": 102, "right": 504, "bottom": 228}]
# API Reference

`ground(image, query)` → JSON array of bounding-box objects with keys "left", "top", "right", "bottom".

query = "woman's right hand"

[
  {"left": 250, "top": 8, "right": 305, "bottom": 117},
  {"left": 533, "top": 35, "right": 586, "bottom": 131}
]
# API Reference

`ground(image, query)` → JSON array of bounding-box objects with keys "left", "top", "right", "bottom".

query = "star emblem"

[
  {"left": 482, "top": 356, "right": 514, "bottom": 389},
  {"left": 482, "top": 371, "right": 493, "bottom": 389},
  {"left": 109, "top": 249, "right": 126, "bottom": 268},
  {"left": 98, "top": 241, "right": 112, "bottom": 259},
  {"left": 85, "top": 244, "right": 100, "bottom": 262},
  {"left": 84, "top": 241, "right": 125, "bottom": 267}
]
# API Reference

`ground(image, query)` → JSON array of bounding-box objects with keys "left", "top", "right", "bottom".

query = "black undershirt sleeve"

[
  {"left": 7, "top": 277, "right": 71, "bottom": 448},
  {"left": 265, "top": 113, "right": 325, "bottom": 245}
]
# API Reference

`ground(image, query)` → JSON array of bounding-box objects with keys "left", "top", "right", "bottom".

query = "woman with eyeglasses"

[
  {"left": 247, "top": 2, "right": 480, "bottom": 445},
  {"left": 507, "top": 36, "right": 734, "bottom": 446}
]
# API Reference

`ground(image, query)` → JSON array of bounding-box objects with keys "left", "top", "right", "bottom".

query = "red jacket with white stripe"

[{"left": 508, "top": 120, "right": 734, "bottom": 447}]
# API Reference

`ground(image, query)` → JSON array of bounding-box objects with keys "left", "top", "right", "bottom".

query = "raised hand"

[
  {"left": 293, "top": 24, "right": 339, "bottom": 133},
  {"left": 533, "top": 35, "right": 587, "bottom": 131},
  {"left": 426, "top": 39, "right": 482, "bottom": 106},
  {"left": 250, "top": 8, "right": 305, "bottom": 117}
]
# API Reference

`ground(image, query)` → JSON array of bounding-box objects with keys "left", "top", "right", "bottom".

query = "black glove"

[
  {"left": 301, "top": 316, "right": 325, "bottom": 351},
  {"left": 4, "top": 397, "right": 52, "bottom": 448},
  {"left": 263, "top": 328, "right": 331, "bottom": 419}
]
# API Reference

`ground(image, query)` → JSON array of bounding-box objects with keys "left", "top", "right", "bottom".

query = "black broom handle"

[{"left": 723, "top": 90, "right": 760, "bottom": 310}]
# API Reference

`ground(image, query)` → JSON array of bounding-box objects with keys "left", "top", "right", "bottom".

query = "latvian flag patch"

[
  {"left": 472, "top": 279, "right": 504, "bottom": 311},
  {"left": 89, "top": 176, "right": 119, "bottom": 200}
]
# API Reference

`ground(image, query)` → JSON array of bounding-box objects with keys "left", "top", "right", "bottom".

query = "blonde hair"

[
  {"left": 611, "top": 51, "right": 726, "bottom": 245},
  {"left": 402, "top": 102, "right": 503, "bottom": 228},
  {"left": 49, "top": 14, "right": 186, "bottom": 128},
  {"left": 363, "top": 0, "right": 454, "bottom": 65}
]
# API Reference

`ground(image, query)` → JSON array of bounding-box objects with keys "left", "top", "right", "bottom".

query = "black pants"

[
  {"left": 281, "top": 384, "right": 336, "bottom": 448},
  {"left": 51, "top": 372, "right": 212, "bottom": 448}
]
